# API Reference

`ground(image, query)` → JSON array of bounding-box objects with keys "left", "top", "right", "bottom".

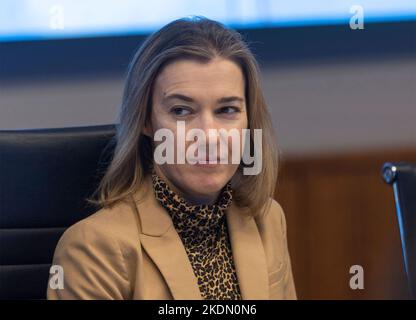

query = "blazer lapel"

[
  {"left": 139, "top": 231, "right": 202, "bottom": 299},
  {"left": 132, "top": 177, "right": 202, "bottom": 300},
  {"left": 226, "top": 203, "right": 269, "bottom": 299}
]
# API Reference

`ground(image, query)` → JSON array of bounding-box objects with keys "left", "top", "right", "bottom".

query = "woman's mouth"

[{"left": 192, "top": 158, "right": 226, "bottom": 166}]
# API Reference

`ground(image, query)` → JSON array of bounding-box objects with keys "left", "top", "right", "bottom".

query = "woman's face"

[{"left": 145, "top": 57, "right": 248, "bottom": 204}]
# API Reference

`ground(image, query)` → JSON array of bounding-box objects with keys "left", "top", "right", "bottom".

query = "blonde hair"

[{"left": 88, "top": 16, "right": 279, "bottom": 217}]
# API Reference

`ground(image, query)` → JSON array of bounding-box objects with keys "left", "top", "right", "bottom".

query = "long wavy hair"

[{"left": 88, "top": 16, "right": 279, "bottom": 217}]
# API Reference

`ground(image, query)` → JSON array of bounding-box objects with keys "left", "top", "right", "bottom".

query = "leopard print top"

[{"left": 151, "top": 172, "right": 242, "bottom": 300}]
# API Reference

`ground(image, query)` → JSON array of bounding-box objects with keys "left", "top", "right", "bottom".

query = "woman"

[{"left": 47, "top": 16, "right": 296, "bottom": 300}]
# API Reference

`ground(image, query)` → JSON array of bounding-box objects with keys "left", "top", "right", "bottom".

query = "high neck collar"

[{"left": 151, "top": 172, "right": 233, "bottom": 239}]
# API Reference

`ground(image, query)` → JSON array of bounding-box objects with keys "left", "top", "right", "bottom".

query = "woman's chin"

[{"left": 186, "top": 175, "right": 228, "bottom": 196}]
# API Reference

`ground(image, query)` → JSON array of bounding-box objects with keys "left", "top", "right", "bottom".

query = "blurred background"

[{"left": 0, "top": 0, "right": 415, "bottom": 299}]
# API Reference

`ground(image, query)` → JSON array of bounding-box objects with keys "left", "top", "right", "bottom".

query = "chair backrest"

[
  {"left": 0, "top": 125, "right": 116, "bottom": 299},
  {"left": 382, "top": 162, "right": 416, "bottom": 299}
]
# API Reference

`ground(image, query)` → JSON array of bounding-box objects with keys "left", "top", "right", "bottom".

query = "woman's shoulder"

[
  {"left": 49, "top": 199, "right": 138, "bottom": 299},
  {"left": 57, "top": 198, "right": 140, "bottom": 251},
  {"left": 254, "top": 198, "right": 288, "bottom": 239}
]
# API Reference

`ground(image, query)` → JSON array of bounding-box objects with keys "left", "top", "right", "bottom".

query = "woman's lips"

[{"left": 192, "top": 158, "right": 226, "bottom": 166}]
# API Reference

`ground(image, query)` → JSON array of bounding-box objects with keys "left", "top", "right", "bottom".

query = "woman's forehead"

[{"left": 154, "top": 57, "right": 245, "bottom": 99}]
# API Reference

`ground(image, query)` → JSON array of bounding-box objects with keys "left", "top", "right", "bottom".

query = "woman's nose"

[{"left": 197, "top": 112, "right": 220, "bottom": 141}]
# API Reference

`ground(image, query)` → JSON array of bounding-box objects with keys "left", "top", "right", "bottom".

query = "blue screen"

[{"left": 1, "top": 0, "right": 416, "bottom": 42}]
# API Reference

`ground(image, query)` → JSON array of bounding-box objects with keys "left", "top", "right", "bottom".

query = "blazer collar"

[{"left": 131, "top": 175, "right": 269, "bottom": 300}]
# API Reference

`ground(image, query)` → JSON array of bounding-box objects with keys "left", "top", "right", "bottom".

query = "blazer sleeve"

[
  {"left": 47, "top": 218, "right": 130, "bottom": 300},
  {"left": 279, "top": 201, "right": 297, "bottom": 300}
]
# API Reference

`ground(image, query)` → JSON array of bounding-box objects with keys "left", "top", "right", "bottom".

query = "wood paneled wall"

[{"left": 274, "top": 148, "right": 416, "bottom": 299}]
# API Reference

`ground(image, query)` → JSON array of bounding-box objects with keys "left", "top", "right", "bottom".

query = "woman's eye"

[
  {"left": 217, "top": 106, "right": 240, "bottom": 114},
  {"left": 171, "top": 106, "right": 191, "bottom": 116}
]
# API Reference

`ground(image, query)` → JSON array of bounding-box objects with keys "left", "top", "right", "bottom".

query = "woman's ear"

[{"left": 142, "top": 121, "right": 153, "bottom": 138}]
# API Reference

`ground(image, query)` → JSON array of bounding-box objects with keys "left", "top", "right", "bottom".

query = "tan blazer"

[{"left": 47, "top": 176, "right": 297, "bottom": 300}]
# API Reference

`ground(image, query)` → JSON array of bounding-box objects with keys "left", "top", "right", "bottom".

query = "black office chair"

[
  {"left": 0, "top": 124, "right": 116, "bottom": 299},
  {"left": 382, "top": 162, "right": 416, "bottom": 299}
]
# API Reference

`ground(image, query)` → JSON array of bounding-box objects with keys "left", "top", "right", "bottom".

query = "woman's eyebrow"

[
  {"left": 163, "top": 93, "right": 195, "bottom": 103},
  {"left": 217, "top": 96, "right": 245, "bottom": 104},
  {"left": 163, "top": 93, "right": 245, "bottom": 104}
]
